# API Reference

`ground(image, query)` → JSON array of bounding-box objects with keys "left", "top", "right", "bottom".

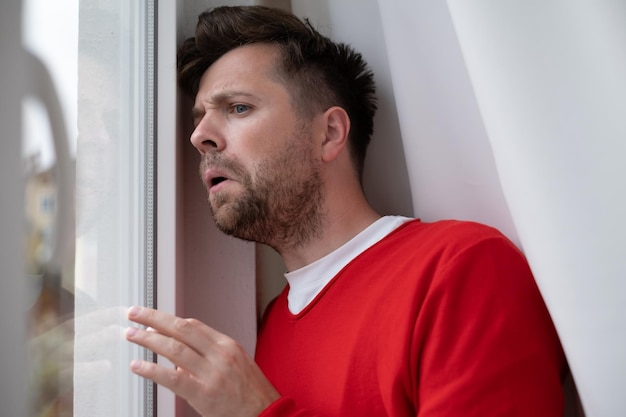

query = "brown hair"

[{"left": 178, "top": 5, "right": 377, "bottom": 181}]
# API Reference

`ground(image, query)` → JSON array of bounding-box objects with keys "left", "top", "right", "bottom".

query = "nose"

[{"left": 189, "top": 115, "right": 224, "bottom": 154}]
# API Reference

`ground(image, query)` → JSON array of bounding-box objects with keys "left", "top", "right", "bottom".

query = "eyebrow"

[{"left": 191, "top": 90, "right": 257, "bottom": 121}]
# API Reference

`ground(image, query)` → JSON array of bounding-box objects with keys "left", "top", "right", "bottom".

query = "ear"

[{"left": 320, "top": 106, "right": 350, "bottom": 163}]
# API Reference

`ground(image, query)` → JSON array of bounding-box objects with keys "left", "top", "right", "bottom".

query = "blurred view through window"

[{"left": 22, "top": 0, "right": 154, "bottom": 416}]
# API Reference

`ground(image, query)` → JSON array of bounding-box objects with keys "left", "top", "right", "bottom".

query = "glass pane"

[
  {"left": 22, "top": 0, "right": 155, "bottom": 416},
  {"left": 22, "top": 2, "right": 78, "bottom": 416}
]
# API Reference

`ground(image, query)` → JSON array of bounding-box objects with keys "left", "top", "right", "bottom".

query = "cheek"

[
  {"left": 245, "top": 108, "right": 298, "bottom": 143},
  {"left": 232, "top": 114, "right": 312, "bottom": 177},
  {"left": 234, "top": 133, "right": 284, "bottom": 171}
]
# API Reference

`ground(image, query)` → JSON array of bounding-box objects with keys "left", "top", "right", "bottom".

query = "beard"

[{"left": 199, "top": 130, "right": 325, "bottom": 252}]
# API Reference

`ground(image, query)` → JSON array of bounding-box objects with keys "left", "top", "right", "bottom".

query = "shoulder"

[
  {"left": 370, "top": 218, "right": 526, "bottom": 277},
  {"left": 388, "top": 218, "right": 514, "bottom": 251}
]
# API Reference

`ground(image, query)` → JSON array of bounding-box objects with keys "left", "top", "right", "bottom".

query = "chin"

[
  {"left": 210, "top": 204, "right": 242, "bottom": 234},
  {"left": 209, "top": 194, "right": 267, "bottom": 240}
]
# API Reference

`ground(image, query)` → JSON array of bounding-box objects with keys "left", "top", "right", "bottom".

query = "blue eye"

[{"left": 233, "top": 104, "right": 249, "bottom": 114}]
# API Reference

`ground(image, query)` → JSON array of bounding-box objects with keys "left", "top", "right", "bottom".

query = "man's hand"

[{"left": 125, "top": 306, "right": 280, "bottom": 417}]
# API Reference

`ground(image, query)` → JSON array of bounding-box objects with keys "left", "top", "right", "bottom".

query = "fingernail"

[
  {"left": 128, "top": 306, "right": 141, "bottom": 318},
  {"left": 126, "top": 327, "right": 138, "bottom": 338},
  {"left": 130, "top": 360, "right": 142, "bottom": 371}
]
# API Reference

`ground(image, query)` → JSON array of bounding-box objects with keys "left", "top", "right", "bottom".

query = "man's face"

[{"left": 191, "top": 44, "right": 325, "bottom": 249}]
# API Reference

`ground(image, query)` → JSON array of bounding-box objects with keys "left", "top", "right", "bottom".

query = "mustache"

[{"left": 198, "top": 153, "right": 246, "bottom": 181}]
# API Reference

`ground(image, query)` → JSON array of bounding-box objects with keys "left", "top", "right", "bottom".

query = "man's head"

[
  {"left": 190, "top": 43, "right": 326, "bottom": 250},
  {"left": 178, "top": 5, "right": 377, "bottom": 180}
]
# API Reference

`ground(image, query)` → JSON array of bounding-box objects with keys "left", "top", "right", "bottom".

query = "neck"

[{"left": 277, "top": 193, "right": 381, "bottom": 272}]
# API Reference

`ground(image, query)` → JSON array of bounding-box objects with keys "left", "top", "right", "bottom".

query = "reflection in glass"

[
  {"left": 23, "top": 1, "right": 77, "bottom": 414},
  {"left": 22, "top": 0, "right": 154, "bottom": 416}
]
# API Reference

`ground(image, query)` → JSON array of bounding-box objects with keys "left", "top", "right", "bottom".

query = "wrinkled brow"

[{"left": 191, "top": 91, "right": 257, "bottom": 124}]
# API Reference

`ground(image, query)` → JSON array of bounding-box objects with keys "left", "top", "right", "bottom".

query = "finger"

[
  {"left": 127, "top": 306, "right": 224, "bottom": 353},
  {"left": 125, "top": 326, "right": 209, "bottom": 375},
  {"left": 129, "top": 358, "right": 202, "bottom": 401}
]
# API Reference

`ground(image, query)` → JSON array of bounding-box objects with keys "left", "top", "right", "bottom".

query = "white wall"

[{"left": 292, "top": 0, "right": 415, "bottom": 219}]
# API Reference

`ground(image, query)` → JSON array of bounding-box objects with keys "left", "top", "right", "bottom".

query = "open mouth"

[
  {"left": 211, "top": 176, "right": 228, "bottom": 187},
  {"left": 203, "top": 168, "right": 233, "bottom": 191}
]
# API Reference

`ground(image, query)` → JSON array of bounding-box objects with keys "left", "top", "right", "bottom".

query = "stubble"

[{"left": 200, "top": 127, "right": 325, "bottom": 252}]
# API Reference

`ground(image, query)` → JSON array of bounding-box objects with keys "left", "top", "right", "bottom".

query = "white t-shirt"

[{"left": 285, "top": 215, "right": 412, "bottom": 314}]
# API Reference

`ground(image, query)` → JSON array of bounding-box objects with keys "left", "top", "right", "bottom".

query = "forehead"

[{"left": 195, "top": 43, "right": 285, "bottom": 102}]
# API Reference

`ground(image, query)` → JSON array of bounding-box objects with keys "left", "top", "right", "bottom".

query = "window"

[{"left": 22, "top": 0, "right": 155, "bottom": 415}]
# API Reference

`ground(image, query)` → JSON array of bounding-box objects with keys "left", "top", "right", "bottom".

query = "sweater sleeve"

[
  {"left": 258, "top": 397, "right": 317, "bottom": 417},
  {"left": 412, "top": 236, "right": 565, "bottom": 416}
]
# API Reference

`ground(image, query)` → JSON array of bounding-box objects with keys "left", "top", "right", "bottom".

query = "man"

[{"left": 126, "top": 6, "right": 566, "bottom": 416}]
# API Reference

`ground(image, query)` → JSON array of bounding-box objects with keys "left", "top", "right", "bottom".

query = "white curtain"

[{"left": 376, "top": 1, "right": 626, "bottom": 416}]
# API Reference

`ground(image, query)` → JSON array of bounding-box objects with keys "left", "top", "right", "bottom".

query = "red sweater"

[{"left": 256, "top": 219, "right": 565, "bottom": 416}]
